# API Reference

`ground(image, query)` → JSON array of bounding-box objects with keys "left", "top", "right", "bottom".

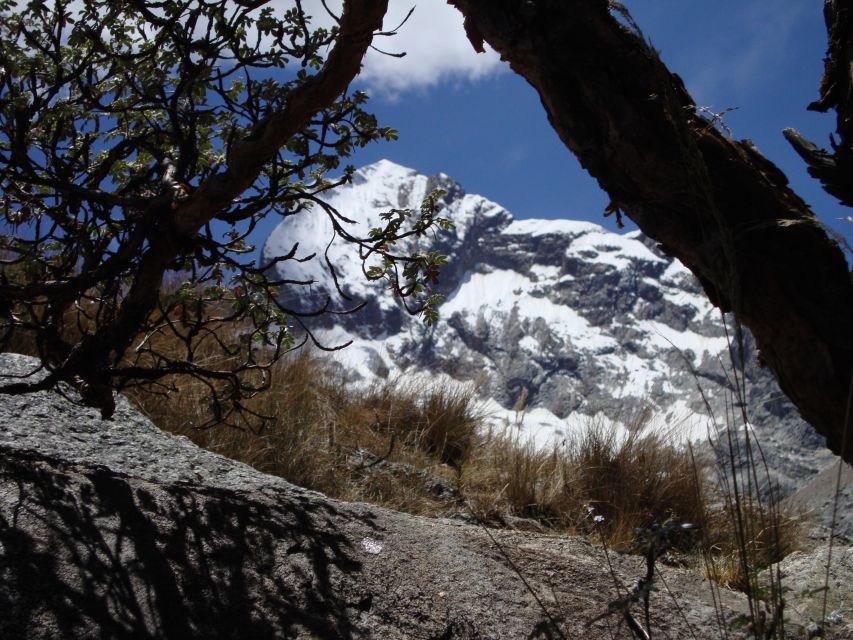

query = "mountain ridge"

[{"left": 262, "top": 160, "right": 836, "bottom": 495}]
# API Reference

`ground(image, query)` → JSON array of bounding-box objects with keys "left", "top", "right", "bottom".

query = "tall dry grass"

[
  {"left": 462, "top": 416, "right": 710, "bottom": 550},
  {"left": 2, "top": 307, "right": 808, "bottom": 596},
  {"left": 118, "top": 317, "right": 727, "bottom": 553},
  {"left": 672, "top": 325, "right": 814, "bottom": 639}
]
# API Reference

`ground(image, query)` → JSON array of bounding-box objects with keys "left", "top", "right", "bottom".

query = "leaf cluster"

[{"left": 0, "top": 0, "right": 450, "bottom": 426}]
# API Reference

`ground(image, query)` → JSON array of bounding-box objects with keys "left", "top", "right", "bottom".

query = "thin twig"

[{"left": 820, "top": 373, "right": 852, "bottom": 628}]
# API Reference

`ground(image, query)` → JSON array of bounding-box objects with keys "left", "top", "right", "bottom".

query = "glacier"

[{"left": 262, "top": 160, "right": 835, "bottom": 493}]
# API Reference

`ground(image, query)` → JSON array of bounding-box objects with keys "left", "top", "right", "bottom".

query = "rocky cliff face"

[{"left": 262, "top": 161, "right": 837, "bottom": 495}]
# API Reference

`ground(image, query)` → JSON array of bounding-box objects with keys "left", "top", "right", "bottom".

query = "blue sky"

[{"left": 303, "top": 0, "right": 852, "bottom": 254}]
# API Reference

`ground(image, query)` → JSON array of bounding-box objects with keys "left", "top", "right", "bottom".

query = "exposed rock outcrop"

[{"left": 1, "top": 353, "right": 851, "bottom": 639}]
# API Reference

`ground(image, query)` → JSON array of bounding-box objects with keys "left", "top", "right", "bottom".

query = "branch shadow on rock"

[{"left": 0, "top": 447, "right": 377, "bottom": 639}]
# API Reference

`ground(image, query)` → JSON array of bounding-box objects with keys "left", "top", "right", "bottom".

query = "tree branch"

[
  {"left": 784, "top": 0, "right": 853, "bottom": 206},
  {"left": 24, "top": 0, "right": 390, "bottom": 415},
  {"left": 176, "top": 0, "right": 390, "bottom": 236},
  {"left": 449, "top": 0, "right": 853, "bottom": 462}
]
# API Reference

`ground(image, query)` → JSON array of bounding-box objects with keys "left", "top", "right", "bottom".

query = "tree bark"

[
  {"left": 0, "top": 0, "right": 390, "bottom": 415},
  {"left": 449, "top": 0, "right": 853, "bottom": 463},
  {"left": 784, "top": 0, "right": 853, "bottom": 207}
]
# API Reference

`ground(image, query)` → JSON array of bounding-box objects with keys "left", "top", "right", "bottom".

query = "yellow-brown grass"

[
  {"left": 119, "top": 319, "right": 720, "bottom": 553},
  {"left": 462, "top": 418, "right": 710, "bottom": 550},
  {"left": 3, "top": 311, "right": 807, "bottom": 582},
  {"left": 697, "top": 492, "right": 808, "bottom": 592}
]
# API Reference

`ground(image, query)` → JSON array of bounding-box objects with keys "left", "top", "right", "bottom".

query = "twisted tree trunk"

[
  {"left": 785, "top": 0, "right": 853, "bottom": 207},
  {"left": 449, "top": 0, "right": 853, "bottom": 463}
]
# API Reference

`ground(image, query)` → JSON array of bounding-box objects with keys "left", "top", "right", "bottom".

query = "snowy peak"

[
  {"left": 261, "top": 160, "right": 510, "bottom": 313},
  {"left": 348, "top": 159, "right": 427, "bottom": 210},
  {"left": 262, "top": 159, "right": 725, "bottom": 405},
  {"left": 261, "top": 161, "right": 830, "bottom": 492},
  {"left": 348, "top": 159, "right": 465, "bottom": 211}
]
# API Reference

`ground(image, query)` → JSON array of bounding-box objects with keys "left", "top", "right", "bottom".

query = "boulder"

[{"left": 1, "top": 353, "right": 850, "bottom": 638}]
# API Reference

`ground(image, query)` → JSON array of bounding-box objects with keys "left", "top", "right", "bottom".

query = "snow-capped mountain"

[{"left": 262, "top": 160, "right": 835, "bottom": 494}]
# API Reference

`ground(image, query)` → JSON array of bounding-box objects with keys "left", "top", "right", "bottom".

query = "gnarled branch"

[
  {"left": 449, "top": 0, "right": 853, "bottom": 462},
  {"left": 785, "top": 0, "right": 853, "bottom": 207}
]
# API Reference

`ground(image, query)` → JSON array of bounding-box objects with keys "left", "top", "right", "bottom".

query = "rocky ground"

[{"left": 1, "top": 353, "right": 851, "bottom": 639}]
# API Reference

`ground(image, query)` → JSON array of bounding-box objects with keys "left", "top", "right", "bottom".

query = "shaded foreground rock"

[
  {"left": 0, "top": 353, "right": 850, "bottom": 638},
  {"left": 1, "top": 446, "right": 745, "bottom": 639}
]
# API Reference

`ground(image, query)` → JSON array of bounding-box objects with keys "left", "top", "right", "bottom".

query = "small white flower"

[{"left": 594, "top": 515, "right": 605, "bottom": 523}]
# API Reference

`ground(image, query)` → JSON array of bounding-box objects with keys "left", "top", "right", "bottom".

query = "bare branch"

[{"left": 448, "top": 0, "right": 853, "bottom": 462}]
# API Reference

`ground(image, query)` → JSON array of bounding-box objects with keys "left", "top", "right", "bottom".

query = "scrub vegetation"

[{"left": 91, "top": 319, "right": 805, "bottom": 598}]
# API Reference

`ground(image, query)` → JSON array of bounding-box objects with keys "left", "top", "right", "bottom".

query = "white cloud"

[
  {"left": 57, "top": 1, "right": 502, "bottom": 95},
  {"left": 361, "top": 3, "right": 504, "bottom": 94},
  {"left": 303, "top": 1, "right": 504, "bottom": 95}
]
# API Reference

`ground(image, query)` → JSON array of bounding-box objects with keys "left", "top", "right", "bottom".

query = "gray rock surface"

[
  {"left": 0, "top": 446, "right": 748, "bottom": 640},
  {"left": 0, "top": 353, "right": 306, "bottom": 496},
  {"left": 1, "top": 353, "right": 851, "bottom": 639},
  {"left": 785, "top": 463, "right": 853, "bottom": 540}
]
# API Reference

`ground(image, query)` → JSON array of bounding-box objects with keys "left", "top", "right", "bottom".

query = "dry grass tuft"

[
  {"left": 698, "top": 491, "right": 808, "bottom": 592},
  {"left": 568, "top": 420, "right": 708, "bottom": 550},
  {"left": 123, "top": 338, "right": 479, "bottom": 517},
  {"left": 121, "top": 321, "right": 722, "bottom": 554},
  {"left": 130, "top": 349, "right": 346, "bottom": 489},
  {"left": 4, "top": 311, "right": 808, "bottom": 587},
  {"left": 463, "top": 416, "right": 709, "bottom": 550},
  {"left": 356, "top": 378, "right": 482, "bottom": 469}
]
